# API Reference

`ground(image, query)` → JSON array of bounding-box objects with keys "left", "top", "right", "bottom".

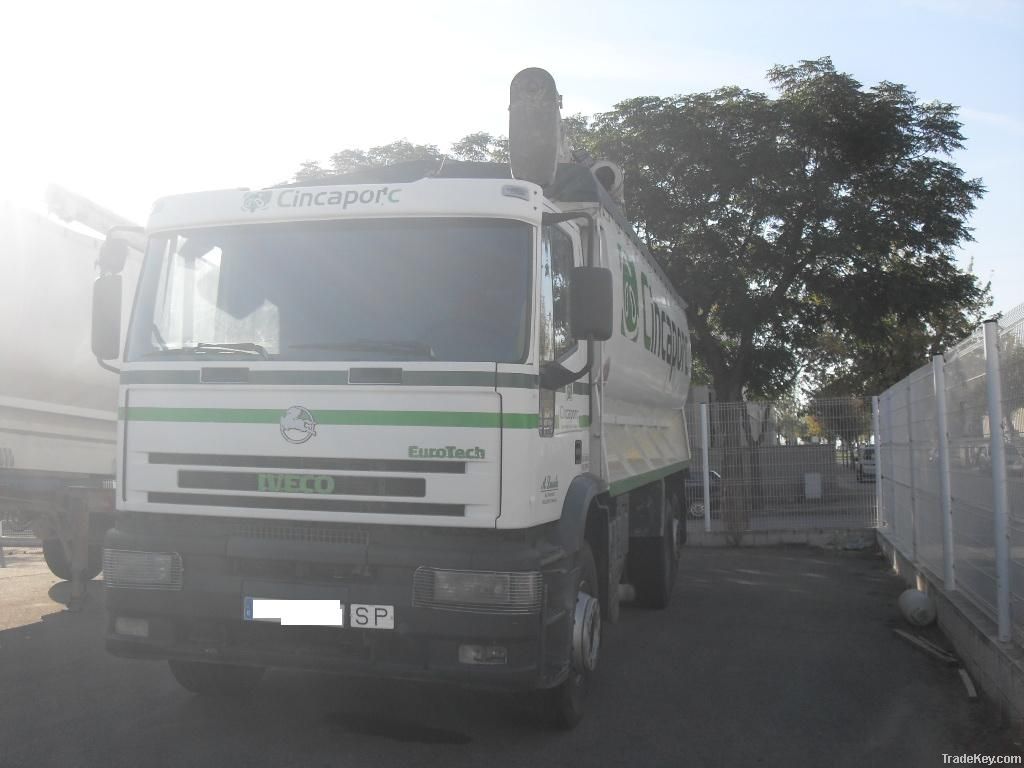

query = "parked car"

[
  {"left": 856, "top": 446, "right": 877, "bottom": 482},
  {"left": 684, "top": 470, "right": 722, "bottom": 518}
]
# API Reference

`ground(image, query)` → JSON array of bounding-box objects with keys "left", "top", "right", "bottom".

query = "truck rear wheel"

[
  {"left": 539, "top": 542, "right": 600, "bottom": 729},
  {"left": 42, "top": 539, "right": 102, "bottom": 582},
  {"left": 630, "top": 491, "right": 683, "bottom": 609},
  {"left": 168, "top": 660, "right": 265, "bottom": 696}
]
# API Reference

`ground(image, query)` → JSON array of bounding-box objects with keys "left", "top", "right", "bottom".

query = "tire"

[
  {"left": 168, "top": 659, "right": 265, "bottom": 697},
  {"left": 42, "top": 539, "right": 102, "bottom": 582},
  {"left": 539, "top": 542, "right": 601, "bottom": 730},
  {"left": 631, "top": 492, "right": 683, "bottom": 609}
]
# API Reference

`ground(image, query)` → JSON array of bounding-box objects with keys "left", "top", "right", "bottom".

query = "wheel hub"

[{"left": 572, "top": 591, "right": 601, "bottom": 672}]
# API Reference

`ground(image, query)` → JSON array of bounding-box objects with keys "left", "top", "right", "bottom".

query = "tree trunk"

[
  {"left": 709, "top": 371, "right": 750, "bottom": 545},
  {"left": 742, "top": 403, "right": 770, "bottom": 515}
]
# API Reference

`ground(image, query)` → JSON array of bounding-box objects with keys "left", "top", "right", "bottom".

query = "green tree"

[
  {"left": 296, "top": 134, "right": 510, "bottom": 181},
  {"left": 583, "top": 57, "right": 989, "bottom": 401},
  {"left": 806, "top": 396, "right": 873, "bottom": 464},
  {"left": 294, "top": 160, "right": 327, "bottom": 182},
  {"left": 296, "top": 140, "right": 444, "bottom": 180},
  {"left": 449, "top": 131, "right": 509, "bottom": 163},
  {"left": 806, "top": 281, "right": 987, "bottom": 396}
]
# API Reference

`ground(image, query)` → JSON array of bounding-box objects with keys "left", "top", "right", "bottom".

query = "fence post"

[
  {"left": 932, "top": 354, "right": 956, "bottom": 591},
  {"left": 905, "top": 382, "right": 918, "bottom": 564},
  {"left": 872, "top": 396, "right": 882, "bottom": 528},
  {"left": 983, "top": 319, "right": 1012, "bottom": 643},
  {"left": 700, "top": 403, "right": 712, "bottom": 534},
  {"left": 884, "top": 393, "right": 895, "bottom": 544}
]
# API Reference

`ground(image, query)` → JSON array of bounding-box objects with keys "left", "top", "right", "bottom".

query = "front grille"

[
  {"left": 178, "top": 470, "right": 425, "bottom": 497},
  {"left": 148, "top": 492, "right": 464, "bottom": 516},
  {"left": 233, "top": 521, "right": 369, "bottom": 546},
  {"left": 227, "top": 523, "right": 371, "bottom": 582},
  {"left": 228, "top": 558, "right": 371, "bottom": 582},
  {"left": 149, "top": 453, "right": 465, "bottom": 474}
]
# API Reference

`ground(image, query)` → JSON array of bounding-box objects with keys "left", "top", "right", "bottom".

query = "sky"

[{"left": 3, "top": 0, "right": 1022, "bottom": 314}]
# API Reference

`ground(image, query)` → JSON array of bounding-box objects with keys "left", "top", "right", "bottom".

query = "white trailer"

[
  {"left": 0, "top": 192, "right": 138, "bottom": 596},
  {"left": 96, "top": 68, "right": 691, "bottom": 726}
]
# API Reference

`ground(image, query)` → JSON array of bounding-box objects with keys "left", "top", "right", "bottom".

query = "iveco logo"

[
  {"left": 241, "top": 190, "right": 272, "bottom": 212},
  {"left": 280, "top": 406, "right": 317, "bottom": 444}
]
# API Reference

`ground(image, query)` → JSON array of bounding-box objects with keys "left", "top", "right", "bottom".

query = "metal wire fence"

[
  {"left": 877, "top": 304, "right": 1024, "bottom": 646},
  {"left": 685, "top": 397, "right": 879, "bottom": 541},
  {"left": 910, "top": 364, "right": 942, "bottom": 577},
  {"left": 1000, "top": 305, "right": 1024, "bottom": 645}
]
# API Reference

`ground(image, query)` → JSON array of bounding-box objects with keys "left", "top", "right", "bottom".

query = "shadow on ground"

[{"left": 0, "top": 545, "right": 1019, "bottom": 768}]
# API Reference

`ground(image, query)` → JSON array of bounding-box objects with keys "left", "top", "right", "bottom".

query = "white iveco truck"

[{"left": 95, "top": 69, "right": 691, "bottom": 727}]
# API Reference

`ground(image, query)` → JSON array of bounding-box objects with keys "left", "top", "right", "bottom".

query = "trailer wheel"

[
  {"left": 539, "top": 542, "right": 600, "bottom": 729},
  {"left": 631, "top": 491, "right": 683, "bottom": 609},
  {"left": 168, "top": 660, "right": 265, "bottom": 697},
  {"left": 42, "top": 539, "right": 102, "bottom": 582}
]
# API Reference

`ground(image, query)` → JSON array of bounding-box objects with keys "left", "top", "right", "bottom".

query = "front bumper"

[{"left": 104, "top": 513, "right": 576, "bottom": 691}]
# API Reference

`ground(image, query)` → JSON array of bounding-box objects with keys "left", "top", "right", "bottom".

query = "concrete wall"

[
  {"left": 878, "top": 532, "right": 1024, "bottom": 734},
  {"left": 749, "top": 444, "right": 838, "bottom": 500}
]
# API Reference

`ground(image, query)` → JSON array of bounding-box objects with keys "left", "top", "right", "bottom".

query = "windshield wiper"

[
  {"left": 195, "top": 342, "right": 270, "bottom": 358},
  {"left": 288, "top": 340, "right": 436, "bottom": 360},
  {"left": 139, "top": 342, "right": 270, "bottom": 359}
]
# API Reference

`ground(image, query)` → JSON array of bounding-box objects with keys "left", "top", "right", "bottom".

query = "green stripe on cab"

[{"left": 120, "top": 407, "right": 540, "bottom": 429}]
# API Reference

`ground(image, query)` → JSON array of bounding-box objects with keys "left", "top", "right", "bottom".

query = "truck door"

[{"left": 536, "top": 222, "right": 590, "bottom": 508}]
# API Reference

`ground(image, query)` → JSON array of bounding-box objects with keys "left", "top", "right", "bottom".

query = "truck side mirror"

[
  {"left": 569, "top": 266, "right": 613, "bottom": 341},
  {"left": 98, "top": 237, "right": 130, "bottom": 274},
  {"left": 92, "top": 274, "right": 122, "bottom": 361}
]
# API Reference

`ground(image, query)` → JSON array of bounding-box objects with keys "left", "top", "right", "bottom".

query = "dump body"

[{"left": 552, "top": 165, "right": 691, "bottom": 496}]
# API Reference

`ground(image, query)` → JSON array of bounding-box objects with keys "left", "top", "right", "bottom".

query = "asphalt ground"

[{"left": 0, "top": 544, "right": 1019, "bottom": 768}]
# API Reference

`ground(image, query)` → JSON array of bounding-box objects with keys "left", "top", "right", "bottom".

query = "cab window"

[{"left": 539, "top": 225, "right": 576, "bottom": 362}]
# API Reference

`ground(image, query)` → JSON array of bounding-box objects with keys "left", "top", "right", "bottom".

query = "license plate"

[
  {"left": 244, "top": 598, "right": 345, "bottom": 627},
  {"left": 243, "top": 598, "right": 394, "bottom": 630},
  {"left": 349, "top": 604, "right": 395, "bottom": 630}
]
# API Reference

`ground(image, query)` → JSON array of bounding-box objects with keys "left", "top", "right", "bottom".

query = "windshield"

[{"left": 125, "top": 218, "right": 532, "bottom": 363}]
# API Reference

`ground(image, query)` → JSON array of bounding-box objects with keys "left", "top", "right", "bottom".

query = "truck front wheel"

[
  {"left": 168, "top": 660, "right": 265, "bottom": 697},
  {"left": 540, "top": 542, "right": 601, "bottom": 729}
]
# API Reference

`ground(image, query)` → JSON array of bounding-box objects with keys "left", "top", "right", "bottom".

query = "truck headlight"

[
  {"left": 413, "top": 567, "right": 542, "bottom": 613},
  {"left": 103, "top": 549, "right": 183, "bottom": 590}
]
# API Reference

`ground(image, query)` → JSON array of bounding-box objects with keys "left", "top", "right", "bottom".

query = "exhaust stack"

[{"left": 509, "top": 68, "right": 567, "bottom": 188}]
